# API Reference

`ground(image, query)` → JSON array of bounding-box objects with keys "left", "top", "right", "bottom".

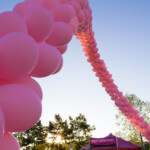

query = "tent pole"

[
  {"left": 89, "top": 138, "right": 91, "bottom": 150},
  {"left": 140, "top": 133, "right": 144, "bottom": 150},
  {"left": 116, "top": 136, "right": 119, "bottom": 150}
]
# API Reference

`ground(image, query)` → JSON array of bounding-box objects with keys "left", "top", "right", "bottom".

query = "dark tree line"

[{"left": 13, "top": 113, "right": 95, "bottom": 150}]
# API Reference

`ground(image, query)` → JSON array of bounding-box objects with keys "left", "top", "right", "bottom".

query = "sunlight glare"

[{"left": 55, "top": 135, "right": 62, "bottom": 143}]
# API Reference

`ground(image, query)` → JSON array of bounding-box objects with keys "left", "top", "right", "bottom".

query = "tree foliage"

[
  {"left": 13, "top": 114, "right": 95, "bottom": 150},
  {"left": 115, "top": 94, "right": 150, "bottom": 146},
  {"left": 13, "top": 120, "right": 48, "bottom": 150},
  {"left": 48, "top": 113, "right": 95, "bottom": 150}
]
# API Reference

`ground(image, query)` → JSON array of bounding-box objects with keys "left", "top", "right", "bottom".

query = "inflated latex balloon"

[
  {"left": 56, "top": 45, "right": 68, "bottom": 54},
  {"left": 76, "top": 0, "right": 89, "bottom": 9},
  {"left": 50, "top": 4, "right": 73, "bottom": 24},
  {"left": 0, "top": 109, "right": 5, "bottom": 139},
  {"left": 69, "top": 18, "right": 78, "bottom": 33},
  {"left": 0, "top": 77, "right": 43, "bottom": 100},
  {"left": 41, "top": 0, "right": 60, "bottom": 10},
  {"left": 35, "top": 0, "right": 42, "bottom": 3},
  {"left": 0, "top": 32, "right": 38, "bottom": 80},
  {"left": 146, "top": 127, "right": 150, "bottom": 134},
  {"left": 0, "top": 132, "right": 20, "bottom": 150},
  {"left": 0, "top": 84, "right": 42, "bottom": 132},
  {"left": 53, "top": 50, "right": 63, "bottom": 74},
  {"left": 13, "top": 1, "right": 33, "bottom": 17},
  {"left": 68, "top": 1, "right": 81, "bottom": 15},
  {"left": 46, "top": 21, "right": 73, "bottom": 46},
  {"left": 30, "top": 43, "right": 60, "bottom": 77},
  {"left": 77, "top": 10, "right": 85, "bottom": 24},
  {"left": 70, "top": 5, "right": 76, "bottom": 17},
  {"left": 26, "top": 0, "right": 41, "bottom": 6},
  {"left": 140, "top": 122, "right": 149, "bottom": 129},
  {"left": 24, "top": 6, "right": 54, "bottom": 42},
  {"left": 0, "top": 11, "right": 27, "bottom": 38},
  {"left": 59, "top": 0, "right": 68, "bottom": 3}
]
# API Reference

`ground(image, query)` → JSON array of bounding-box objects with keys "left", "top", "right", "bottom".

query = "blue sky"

[{"left": 0, "top": 0, "right": 150, "bottom": 138}]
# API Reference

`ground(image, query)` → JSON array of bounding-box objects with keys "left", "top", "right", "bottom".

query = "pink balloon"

[
  {"left": 77, "top": 11, "right": 85, "bottom": 26},
  {"left": 30, "top": 43, "right": 60, "bottom": 77},
  {"left": 69, "top": 18, "right": 78, "bottom": 33},
  {"left": 146, "top": 127, "right": 150, "bottom": 134},
  {"left": 0, "top": 32, "right": 38, "bottom": 80},
  {"left": 56, "top": 45, "right": 68, "bottom": 54},
  {"left": 25, "top": 0, "right": 41, "bottom": 6},
  {"left": 68, "top": 1, "right": 81, "bottom": 16},
  {"left": 35, "top": 0, "right": 42, "bottom": 3},
  {"left": 0, "top": 109, "right": 5, "bottom": 139},
  {"left": 0, "top": 132, "right": 20, "bottom": 150},
  {"left": 41, "top": 0, "right": 60, "bottom": 10},
  {"left": 74, "top": 16, "right": 79, "bottom": 25},
  {"left": 140, "top": 122, "right": 149, "bottom": 129},
  {"left": 0, "top": 84, "right": 42, "bottom": 132},
  {"left": 0, "top": 11, "right": 27, "bottom": 38},
  {"left": 59, "top": 0, "right": 68, "bottom": 3},
  {"left": 70, "top": 5, "right": 76, "bottom": 18},
  {"left": 53, "top": 50, "right": 63, "bottom": 74},
  {"left": 139, "top": 117, "right": 144, "bottom": 122},
  {"left": 13, "top": 1, "right": 33, "bottom": 17},
  {"left": 24, "top": 6, "right": 54, "bottom": 42},
  {"left": 46, "top": 22, "right": 73, "bottom": 46},
  {"left": 50, "top": 4, "right": 73, "bottom": 24},
  {"left": 76, "top": 0, "right": 89, "bottom": 9},
  {"left": 0, "top": 77, "right": 43, "bottom": 100}
]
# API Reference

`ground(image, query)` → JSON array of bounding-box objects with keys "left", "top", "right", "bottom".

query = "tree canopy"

[{"left": 13, "top": 113, "right": 95, "bottom": 150}]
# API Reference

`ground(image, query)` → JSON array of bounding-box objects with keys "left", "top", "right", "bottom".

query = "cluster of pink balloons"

[
  {"left": 0, "top": 0, "right": 150, "bottom": 149},
  {"left": 0, "top": 0, "right": 88, "bottom": 149}
]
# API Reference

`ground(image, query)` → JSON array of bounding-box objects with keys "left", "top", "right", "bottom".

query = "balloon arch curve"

[{"left": 0, "top": 0, "right": 149, "bottom": 149}]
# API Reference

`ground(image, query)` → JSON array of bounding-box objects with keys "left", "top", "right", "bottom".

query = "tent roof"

[
  {"left": 106, "top": 134, "right": 141, "bottom": 148},
  {"left": 80, "top": 134, "right": 142, "bottom": 150}
]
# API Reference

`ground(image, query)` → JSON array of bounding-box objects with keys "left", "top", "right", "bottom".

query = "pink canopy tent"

[{"left": 80, "top": 134, "right": 142, "bottom": 150}]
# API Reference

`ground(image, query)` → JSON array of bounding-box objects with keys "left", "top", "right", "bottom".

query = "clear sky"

[{"left": 1, "top": 0, "right": 150, "bottom": 138}]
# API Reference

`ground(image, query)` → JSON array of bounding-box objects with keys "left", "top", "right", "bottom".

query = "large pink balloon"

[
  {"left": 77, "top": 10, "right": 85, "bottom": 24},
  {"left": 24, "top": 6, "right": 54, "bottom": 42},
  {"left": 46, "top": 22, "right": 73, "bottom": 46},
  {"left": 76, "top": 0, "right": 89, "bottom": 9},
  {"left": 30, "top": 43, "right": 60, "bottom": 77},
  {"left": 35, "top": 0, "right": 42, "bottom": 3},
  {"left": 69, "top": 18, "right": 78, "bottom": 33},
  {"left": 56, "top": 45, "right": 68, "bottom": 54},
  {"left": 59, "top": 0, "right": 68, "bottom": 3},
  {"left": 0, "top": 132, "right": 20, "bottom": 150},
  {"left": 0, "top": 109, "right": 5, "bottom": 139},
  {"left": 0, "top": 32, "right": 38, "bottom": 80},
  {"left": 0, "top": 77, "right": 43, "bottom": 100},
  {"left": 41, "top": 0, "right": 60, "bottom": 10},
  {"left": 68, "top": 1, "right": 81, "bottom": 16},
  {"left": 13, "top": 1, "right": 33, "bottom": 17},
  {"left": 50, "top": 4, "right": 73, "bottom": 24},
  {"left": 0, "top": 11, "right": 27, "bottom": 38},
  {"left": 0, "top": 84, "right": 42, "bottom": 132},
  {"left": 53, "top": 50, "right": 63, "bottom": 74},
  {"left": 25, "top": 0, "right": 41, "bottom": 6}
]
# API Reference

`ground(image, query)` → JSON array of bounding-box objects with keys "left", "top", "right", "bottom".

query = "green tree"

[
  {"left": 13, "top": 120, "right": 48, "bottom": 150},
  {"left": 48, "top": 114, "right": 95, "bottom": 150},
  {"left": 115, "top": 94, "right": 150, "bottom": 146},
  {"left": 69, "top": 114, "right": 96, "bottom": 150}
]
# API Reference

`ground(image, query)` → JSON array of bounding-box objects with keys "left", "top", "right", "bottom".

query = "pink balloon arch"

[{"left": 0, "top": 0, "right": 150, "bottom": 148}]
